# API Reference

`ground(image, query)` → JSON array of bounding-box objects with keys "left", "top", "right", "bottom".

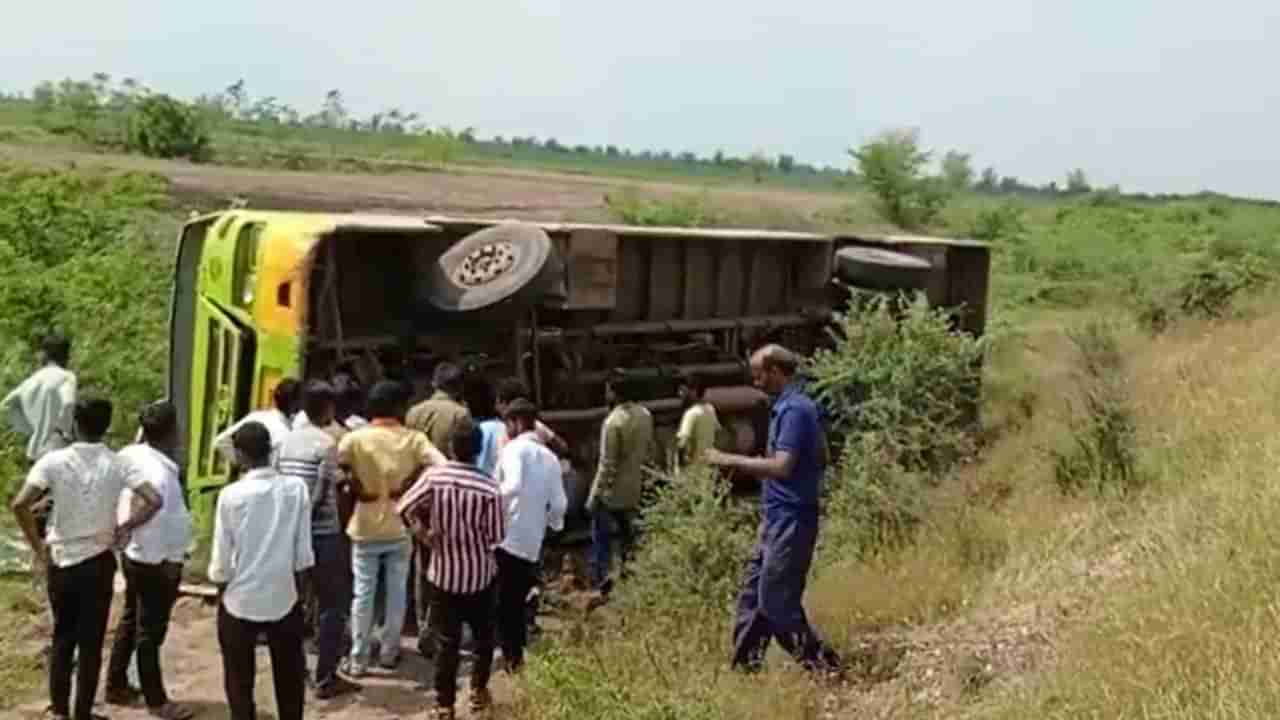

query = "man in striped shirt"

[
  {"left": 397, "top": 422, "right": 504, "bottom": 720},
  {"left": 278, "top": 381, "right": 359, "bottom": 700}
]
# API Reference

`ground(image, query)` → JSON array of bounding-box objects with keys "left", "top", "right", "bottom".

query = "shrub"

[
  {"left": 849, "top": 129, "right": 950, "bottom": 229},
  {"left": 808, "top": 291, "right": 987, "bottom": 553},
  {"left": 1051, "top": 321, "right": 1140, "bottom": 496},
  {"left": 605, "top": 189, "right": 723, "bottom": 228},
  {"left": 126, "top": 94, "right": 211, "bottom": 161},
  {"left": 970, "top": 202, "right": 1027, "bottom": 242}
]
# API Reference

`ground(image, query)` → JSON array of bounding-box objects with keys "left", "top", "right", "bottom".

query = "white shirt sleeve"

[
  {"left": 213, "top": 414, "right": 250, "bottom": 465},
  {"left": 55, "top": 374, "right": 77, "bottom": 441},
  {"left": 207, "top": 493, "right": 234, "bottom": 584},
  {"left": 547, "top": 458, "right": 567, "bottom": 533},
  {"left": 2, "top": 379, "right": 31, "bottom": 437},
  {"left": 24, "top": 454, "right": 53, "bottom": 491},
  {"left": 497, "top": 447, "right": 521, "bottom": 505},
  {"left": 294, "top": 483, "right": 315, "bottom": 572}
]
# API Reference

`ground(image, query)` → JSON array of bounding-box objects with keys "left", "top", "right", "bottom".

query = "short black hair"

[
  {"left": 367, "top": 380, "right": 408, "bottom": 419},
  {"left": 302, "top": 380, "right": 336, "bottom": 421},
  {"left": 496, "top": 377, "right": 530, "bottom": 405},
  {"left": 232, "top": 421, "right": 272, "bottom": 465},
  {"left": 333, "top": 373, "right": 365, "bottom": 418},
  {"left": 42, "top": 332, "right": 71, "bottom": 366},
  {"left": 273, "top": 378, "right": 302, "bottom": 414},
  {"left": 74, "top": 396, "right": 113, "bottom": 441},
  {"left": 448, "top": 421, "right": 482, "bottom": 463},
  {"left": 606, "top": 370, "right": 642, "bottom": 403},
  {"left": 680, "top": 371, "right": 708, "bottom": 398},
  {"left": 139, "top": 401, "right": 177, "bottom": 444},
  {"left": 432, "top": 362, "right": 463, "bottom": 393},
  {"left": 503, "top": 397, "right": 538, "bottom": 421}
]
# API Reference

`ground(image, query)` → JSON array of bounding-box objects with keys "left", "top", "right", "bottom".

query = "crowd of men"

[{"left": 5, "top": 331, "right": 843, "bottom": 720}]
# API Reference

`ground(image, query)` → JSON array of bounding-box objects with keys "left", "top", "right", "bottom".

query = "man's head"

[
  {"left": 74, "top": 396, "right": 112, "bottom": 443},
  {"left": 678, "top": 372, "right": 708, "bottom": 408},
  {"left": 367, "top": 380, "right": 409, "bottom": 421},
  {"left": 604, "top": 370, "right": 640, "bottom": 407},
  {"left": 503, "top": 397, "right": 538, "bottom": 437},
  {"left": 41, "top": 332, "right": 71, "bottom": 368},
  {"left": 750, "top": 344, "right": 799, "bottom": 396},
  {"left": 495, "top": 377, "right": 529, "bottom": 416},
  {"left": 333, "top": 373, "right": 365, "bottom": 421},
  {"left": 432, "top": 362, "right": 464, "bottom": 399},
  {"left": 302, "top": 380, "right": 337, "bottom": 427},
  {"left": 448, "top": 420, "right": 483, "bottom": 465},
  {"left": 139, "top": 400, "right": 178, "bottom": 453},
  {"left": 273, "top": 378, "right": 302, "bottom": 416},
  {"left": 231, "top": 421, "right": 272, "bottom": 469}
]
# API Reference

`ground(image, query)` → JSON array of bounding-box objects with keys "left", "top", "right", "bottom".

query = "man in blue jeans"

[
  {"left": 707, "top": 344, "right": 842, "bottom": 675},
  {"left": 279, "top": 381, "right": 360, "bottom": 698},
  {"left": 337, "top": 381, "right": 446, "bottom": 676}
]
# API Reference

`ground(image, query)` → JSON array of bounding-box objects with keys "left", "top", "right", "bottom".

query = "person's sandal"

[{"left": 148, "top": 703, "right": 195, "bottom": 720}]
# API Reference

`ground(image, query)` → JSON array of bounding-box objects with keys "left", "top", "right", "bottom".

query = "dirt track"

[
  {"left": 0, "top": 144, "right": 845, "bottom": 222},
  {"left": 15, "top": 591, "right": 519, "bottom": 720}
]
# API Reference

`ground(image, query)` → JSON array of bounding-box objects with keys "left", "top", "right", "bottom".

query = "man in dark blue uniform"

[{"left": 708, "top": 344, "right": 841, "bottom": 675}]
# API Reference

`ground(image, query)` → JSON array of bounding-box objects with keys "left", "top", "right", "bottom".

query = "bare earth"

[
  {"left": 0, "top": 144, "right": 845, "bottom": 221},
  {"left": 15, "top": 591, "right": 516, "bottom": 720}
]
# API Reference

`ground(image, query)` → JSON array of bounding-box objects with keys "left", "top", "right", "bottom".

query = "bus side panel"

[{"left": 168, "top": 217, "right": 214, "bottom": 488}]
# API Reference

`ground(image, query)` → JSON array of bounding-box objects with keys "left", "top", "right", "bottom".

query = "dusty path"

[
  {"left": 15, "top": 591, "right": 518, "bottom": 720},
  {"left": 0, "top": 144, "right": 845, "bottom": 221}
]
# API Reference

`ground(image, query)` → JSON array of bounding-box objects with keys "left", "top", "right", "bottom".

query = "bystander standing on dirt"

[
  {"left": 585, "top": 373, "right": 653, "bottom": 598},
  {"left": 104, "top": 401, "right": 195, "bottom": 720},
  {"left": 208, "top": 421, "right": 315, "bottom": 720},
  {"left": 279, "top": 381, "right": 361, "bottom": 699},
  {"left": 338, "top": 381, "right": 446, "bottom": 675},
  {"left": 398, "top": 422, "right": 504, "bottom": 720},
  {"left": 706, "top": 344, "right": 843, "bottom": 677},
  {"left": 11, "top": 396, "right": 163, "bottom": 720},
  {"left": 494, "top": 398, "right": 566, "bottom": 670}
]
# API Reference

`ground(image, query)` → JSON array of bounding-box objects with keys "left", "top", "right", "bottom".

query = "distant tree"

[
  {"left": 573, "top": 144, "right": 590, "bottom": 154},
  {"left": 605, "top": 145, "right": 620, "bottom": 157},
  {"left": 777, "top": 153, "right": 796, "bottom": 174},
  {"left": 999, "top": 176, "right": 1020, "bottom": 193},
  {"left": 713, "top": 149, "right": 726, "bottom": 166},
  {"left": 459, "top": 127, "right": 477, "bottom": 143},
  {"left": 224, "top": 80, "right": 247, "bottom": 118},
  {"left": 1066, "top": 168, "right": 1091, "bottom": 194},
  {"left": 545, "top": 137, "right": 566, "bottom": 152},
  {"left": 849, "top": 128, "right": 949, "bottom": 228},
  {"left": 975, "top": 166, "right": 999, "bottom": 193},
  {"left": 941, "top": 150, "right": 974, "bottom": 190},
  {"left": 126, "top": 94, "right": 210, "bottom": 161},
  {"left": 679, "top": 151, "right": 698, "bottom": 164}
]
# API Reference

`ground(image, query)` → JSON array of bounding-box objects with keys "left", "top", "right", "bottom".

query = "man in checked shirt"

[{"left": 397, "top": 421, "right": 504, "bottom": 720}]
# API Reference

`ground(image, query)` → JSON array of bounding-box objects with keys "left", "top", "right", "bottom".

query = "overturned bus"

[{"left": 166, "top": 210, "right": 990, "bottom": 537}]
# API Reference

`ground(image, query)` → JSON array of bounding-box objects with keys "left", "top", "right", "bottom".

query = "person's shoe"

[
  {"left": 105, "top": 686, "right": 142, "bottom": 706},
  {"left": 417, "top": 638, "right": 436, "bottom": 659},
  {"left": 147, "top": 702, "right": 195, "bottom": 720},
  {"left": 378, "top": 654, "right": 400, "bottom": 671},
  {"left": 342, "top": 658, "right": 368, "bottom": 678},
  {"left": 429, "top": 706, "right": 455, "bottom": 720},
  {"left": 469, "top": 687, "right": 493, "bottom": 715},
  {"left": 315, "top": 675, "right": 362, "bottom": 700}
]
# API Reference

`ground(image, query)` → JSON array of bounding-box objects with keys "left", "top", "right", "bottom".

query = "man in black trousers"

[
  {"left": 104, "top": 401, "right": 195, "bottom": 719},
  {"left": 208, "top": 422, "right": 315, "bottom": 720},
  {"left": 10, "top": 396, "right": 163, "bottom": 720}
]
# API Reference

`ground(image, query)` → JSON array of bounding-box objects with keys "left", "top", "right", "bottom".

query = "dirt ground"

[
  {"left": 0, "top": 143, "right": 845, "bottom": 221},
  {"left": 14, "top": 589, "right": 520, "bottom": 720}
]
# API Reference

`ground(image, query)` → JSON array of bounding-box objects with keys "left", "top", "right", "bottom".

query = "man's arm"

[
  {"left": 2, "top": 380, "right": 32, "bottom": 437},
  {"left": 116, "top": 482, "right": 163, "bottom": 545},
  {"left": 547, "top": 461, "right": 567, "bottom": 532},
  {"left": 207, "top": 493, "right": 234, "bottom": 589},
  {"left": 675, "top": 409, "right": 696, "bottom": 466},
  {"left": 586, "top": 420, "right": 621, "bottom": 510},
  {"left": 10, "top": 482, "right": 48, "bottom": 569},
  {"left": 390, "top": 465, "right": 425, "bottom": 501},
  {"left": 212, "top": 414, "right": 249, "bottom": 465},
  {"left": 294, "top": 483, "right": 315, "bottom": 587},
  {"left": 707, "top": 406, "right": 804, "bottom": 480},
  {"left": 54, "top": 375, "right": 76, "bottom": 445}
]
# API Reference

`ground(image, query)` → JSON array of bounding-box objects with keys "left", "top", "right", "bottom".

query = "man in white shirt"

[
  {"left": 3, "top": 333, "right": 77, "bottom": 544},
  {"left": 104, "top": 401, "right": 194, "bottom": 719},
  {"left": 208, "top": 421, "right": 315, "bottom": 720},
  {"left": 212, "top": 378, "right": 300, "bottom": 467},
  {"left": 9, "top": 396, "right": 163, "bottom": 720},
  {"left": 493, "top": 398, "right": 566, "bottom": 672}
]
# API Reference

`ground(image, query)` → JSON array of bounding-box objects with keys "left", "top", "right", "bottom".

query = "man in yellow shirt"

[
  {"left": 337, "top": 381, "right": 446, "bottom": 676},
  {"left": 675, "top": 372, "right": 720, "bottom": 469}
]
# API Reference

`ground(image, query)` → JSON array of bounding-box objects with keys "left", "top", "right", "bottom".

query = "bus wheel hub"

[{"left": 453, "top": 241, "right": 516, "bottom": 286}]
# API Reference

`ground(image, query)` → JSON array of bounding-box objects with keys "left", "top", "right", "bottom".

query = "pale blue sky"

[{"left": 4, "top": 0, "right": 1278, "bottom": 198}]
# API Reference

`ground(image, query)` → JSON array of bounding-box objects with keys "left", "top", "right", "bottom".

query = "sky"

[{"left": 3, "top": 0, "right": 1278, "bottom": 198}]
